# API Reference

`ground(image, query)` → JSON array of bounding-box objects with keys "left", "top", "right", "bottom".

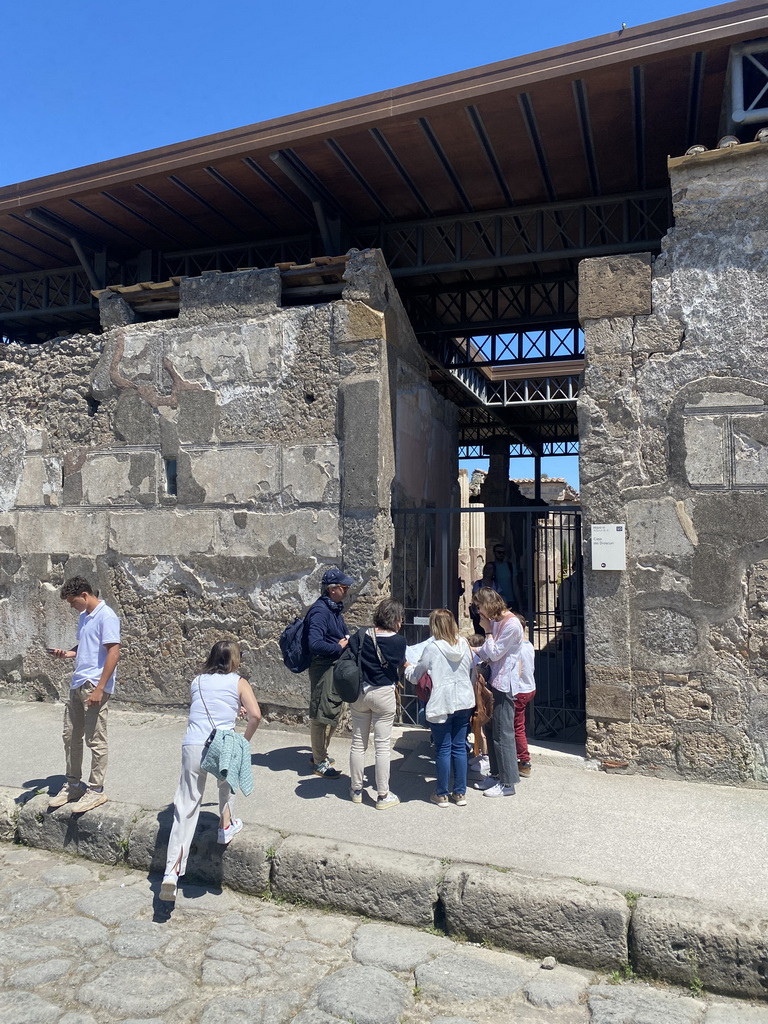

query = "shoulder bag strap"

[
  {"left": 367, "top": 628, "right": 388, "bottom": 668},
  {"left": 194, "top": 676, "right": 216, "bottom": 730}
]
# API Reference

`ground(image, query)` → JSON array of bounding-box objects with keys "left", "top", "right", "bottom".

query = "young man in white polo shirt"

[{"left": 48, "top": 576, "right": 121, "bottom": 813}]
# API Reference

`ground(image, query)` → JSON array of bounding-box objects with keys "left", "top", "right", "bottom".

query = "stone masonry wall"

[
  {"left": 578, "top": 142, "right": 768, "bottom": 784},
  {"left": 0, "top": 250, "right": 456, "bottom": 713}
]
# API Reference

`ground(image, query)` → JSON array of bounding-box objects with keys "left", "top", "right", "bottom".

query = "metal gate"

[{"left": 391, "top": 505, "right": 585, "bottom": 742}]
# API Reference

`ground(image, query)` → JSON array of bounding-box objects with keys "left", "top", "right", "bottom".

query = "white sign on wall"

[{"left": 591, "top": 523, "right": 627, "bottom": 570}]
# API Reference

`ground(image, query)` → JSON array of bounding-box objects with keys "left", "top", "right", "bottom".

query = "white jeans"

[
  {"left": 349, "top": 685, "right": 397, "bottom": 796},
  {"left": 164, "top": 743, "right": 235, "bottom": 880}
]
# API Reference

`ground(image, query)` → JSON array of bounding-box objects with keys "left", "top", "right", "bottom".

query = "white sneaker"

[
  {"left": 375, "top": 792, "right": 400, "bottom": 810},
  {"left": 483, "top": 783, "right": 516, "bottom": 798},
  {"left": 217, "top": 818, "right": 243, "bottom": 845},
  {"left": 473, "top": 775, "right": 499, "bottom": 791},
  {"left": 159, "top": 875, "right": 178, "bottom": 902}
]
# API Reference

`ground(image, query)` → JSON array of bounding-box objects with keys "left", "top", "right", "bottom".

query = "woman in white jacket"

[{"left": 405, "top": 609, "right": 475, "bottom": 807}]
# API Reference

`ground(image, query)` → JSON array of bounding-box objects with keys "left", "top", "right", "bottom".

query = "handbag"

[
  {"left": 414, "top": 672, "right": 432, "bottom": 703},
  {"left": 333, "top": 627, "right": 388, "bottom": 703}
]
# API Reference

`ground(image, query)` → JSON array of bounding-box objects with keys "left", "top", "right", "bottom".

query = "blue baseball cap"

[{"left": 322, "top": 567, "right": 355, "bottom": 588}]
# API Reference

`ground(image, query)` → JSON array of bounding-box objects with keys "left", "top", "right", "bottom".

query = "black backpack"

[
  {"left": 333, "top": 628, "right": 388, "bottom": 703},
  {"left": 279, "top": 615, "right": 311, "bottom": 674}
]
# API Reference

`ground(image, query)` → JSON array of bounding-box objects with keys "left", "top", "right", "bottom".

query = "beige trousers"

[{"left": 64, "top": 683, "right": 111, "bottom": 790}]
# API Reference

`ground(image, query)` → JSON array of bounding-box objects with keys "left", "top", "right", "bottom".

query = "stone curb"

[
  {"left": 631, "top": 896, "right": 768, "bottom": 1001},
  {"left": 440, "top": 863, "right": 630, "bottom": 971},
  {"left": 1, "top": 784, "right": 764, "bottom": 1001}
]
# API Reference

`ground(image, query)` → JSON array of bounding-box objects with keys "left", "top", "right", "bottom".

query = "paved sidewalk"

[{"left": 3, "top": 698, "right": 767, "bottom": 916}]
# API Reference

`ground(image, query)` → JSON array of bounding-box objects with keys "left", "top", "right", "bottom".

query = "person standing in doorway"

[
  {"left": 47, "top": 576, "right": 121, "bottom": 813},
  {"left": 492, "top": 543, "right": 522, "bottom": 611},
  {"left": 473, "top": 587, "right": 524, "bottom": 797},
  {"left": 305, "top": 567, "right": 355, "bottom": 779},
  {"left": 512, "top": 612, "right": 536, "bottom": 778}
]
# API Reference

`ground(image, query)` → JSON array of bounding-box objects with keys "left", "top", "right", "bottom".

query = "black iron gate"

[{"left": 391, "top": 505, "right": 585, "bottom": 742}]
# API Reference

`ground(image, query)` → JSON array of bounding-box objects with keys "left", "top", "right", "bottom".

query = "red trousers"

[{"left": 514, "top": 689, "right": 535, "bottom": 763}]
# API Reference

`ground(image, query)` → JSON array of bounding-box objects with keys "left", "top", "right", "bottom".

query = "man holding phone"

[{"left": 48, "top": 576, "right": 121, "bottom": 813}]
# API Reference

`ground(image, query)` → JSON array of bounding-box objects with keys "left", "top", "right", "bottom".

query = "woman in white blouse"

[{"left": 473, "top": 588, "right": 524, "bottom": 797}]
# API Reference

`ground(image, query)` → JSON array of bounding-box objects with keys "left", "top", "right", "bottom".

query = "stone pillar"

[{"left": 578, "top": 141, "right": 768, "bottom": 783}]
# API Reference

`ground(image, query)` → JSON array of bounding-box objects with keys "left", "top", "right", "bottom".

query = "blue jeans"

[{"left": 430, "top": 709, "right": 472, "bottom": 796}]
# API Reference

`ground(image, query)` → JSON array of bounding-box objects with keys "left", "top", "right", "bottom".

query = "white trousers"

[{"left": 164, "top": 743, "right": 235, "bottom": 880}]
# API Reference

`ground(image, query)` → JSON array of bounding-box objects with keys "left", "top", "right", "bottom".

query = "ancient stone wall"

[
  {"left": 578, "top": 142, "right": 768, "bottom": 783},
  {"left": 0, "top": 250, "right": 456, "bottom": 713}
]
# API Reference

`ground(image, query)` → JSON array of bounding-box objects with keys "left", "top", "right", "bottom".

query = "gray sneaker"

[{"left": 473, "top": 775, "right": 499, "bottom": 791}]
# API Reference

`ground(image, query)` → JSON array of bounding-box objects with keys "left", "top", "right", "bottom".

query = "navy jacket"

[{"left": 305, "top": 595, "right": 348, "bottom": 659}]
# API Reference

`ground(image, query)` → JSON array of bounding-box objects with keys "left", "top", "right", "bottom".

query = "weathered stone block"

[
  {"left": 627, "top": 498, "right": 695, "bottom": 557},
  {"left": 126, "top": 806, "right": 278, "bottom": 894},
  {"left": 333, "top": 301, "right": 385, "bottom": 344},
  {"left": 662, "top": 686, "right": 712, "bottom": 721},
  {"left": 339, "top": 377, "right": 384, "bottom": 511},
  {"left": 631, "top": 896, "right": 768, "bottom": 999},
  {"left": 108, "top": 510, "right": 216, "bottom": 556},
  {"left": 178, "top": 268, "right": 281, "bottom": 325},
  {"left": 214, "top": 509, "right": 340, "bottom": 560},
  {"left": 441, "top": 864, "right": 630, "bottom": 970},
  {"left": 187, "top": 446, "right": 278, "bottom": 503},
  {"left": 342, "top": 249, "right": 391, "bottom": 311},
  {"left": 272, "top": 835, "right": 443, "bottom": 927},
  {"left": 98, "top": 292, "right": 137, "bottom": 330},
  {"left": 17, "top": 793, "right": 133, "bottom": 865},
  {"left": 80, "top": 453, "right": 156, "bottom": 505},
  {"left": 16, "top": 456, "right": 63, "bottom": 508},
  {"left": 282, "top": 445, "right": 340, "bottom": 504},
  {"left": 0, "top": 785, "right": 19, "bottom": 841},
  {"left": 586, "top": 682, "right": 632, "bottom": 722},
  {"left": 579, "top": 254, "right": 653, "bottom": 322},
  {"left": 17, "top": 511, "right": 108, "bottom": 556}
]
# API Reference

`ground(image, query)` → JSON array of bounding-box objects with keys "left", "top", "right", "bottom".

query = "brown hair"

[
  {"left": 474, "top": 587, "right": 507, "bottom": 620},
  {"left": 203, "top": 640, "right": 241, "bottom": 675},
  {"left": 60, "top": 576, "right": 95, "bottom": 600},
  {"left": 466, "top": 633, "right": 485, "bottom": 648},
  {"left": 429, "top": 608, "right": 460, "bottom": 644},
  {"left": 373, "top": 598, "right": 404, "bottom": 631}
]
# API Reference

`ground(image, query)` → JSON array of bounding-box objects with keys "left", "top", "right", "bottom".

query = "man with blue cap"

[{"left": 305, "top": 566, "right": 355, "bottom": 777}]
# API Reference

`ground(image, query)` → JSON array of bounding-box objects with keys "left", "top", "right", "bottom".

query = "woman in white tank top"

[{"left": 161, "top": 641, "right": 261, "bottom": 902}]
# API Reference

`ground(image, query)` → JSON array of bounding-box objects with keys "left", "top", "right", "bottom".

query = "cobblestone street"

[{"left": 0, "top": 843, "right": 765, "bottom": 1024}]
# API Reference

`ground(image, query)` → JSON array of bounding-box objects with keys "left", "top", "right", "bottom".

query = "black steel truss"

[
  {"left": 459, "top": 440, "right": 579, "bottom": 459},
  {"left": 0, "top": 265, "right": 96, "bottom": 323},
  {"left": 422, "top": 326, "right": 582, "bottom": 369},
  {"left": 406, "top": 272, "right": 578, "bottom": 335},
  {"left": 160, "top": 236, "right": 314, "bottom": 280},
  {"left": 380, "top": 189, "right": 670, "bottom": 276}
]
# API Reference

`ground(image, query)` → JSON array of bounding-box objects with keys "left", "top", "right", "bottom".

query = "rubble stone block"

[
  {"left": 440, "top": 864, "right": 630, "bottom": 970},
  {"left": 578, "top": 254, "right": 653, "bottom": 322}
]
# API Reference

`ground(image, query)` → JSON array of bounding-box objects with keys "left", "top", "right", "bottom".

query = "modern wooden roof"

[{"left": 2, "top": 1, "right": 767, "bottom": 452}]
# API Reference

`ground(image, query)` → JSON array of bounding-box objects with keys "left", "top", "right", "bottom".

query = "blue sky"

[{"left": 5, "top": 0, "right": 711, "bottom": 491}]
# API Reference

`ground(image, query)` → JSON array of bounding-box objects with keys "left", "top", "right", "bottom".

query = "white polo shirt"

[{"left": 71, "top": 601, "right": 121, "bottom": 693}]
